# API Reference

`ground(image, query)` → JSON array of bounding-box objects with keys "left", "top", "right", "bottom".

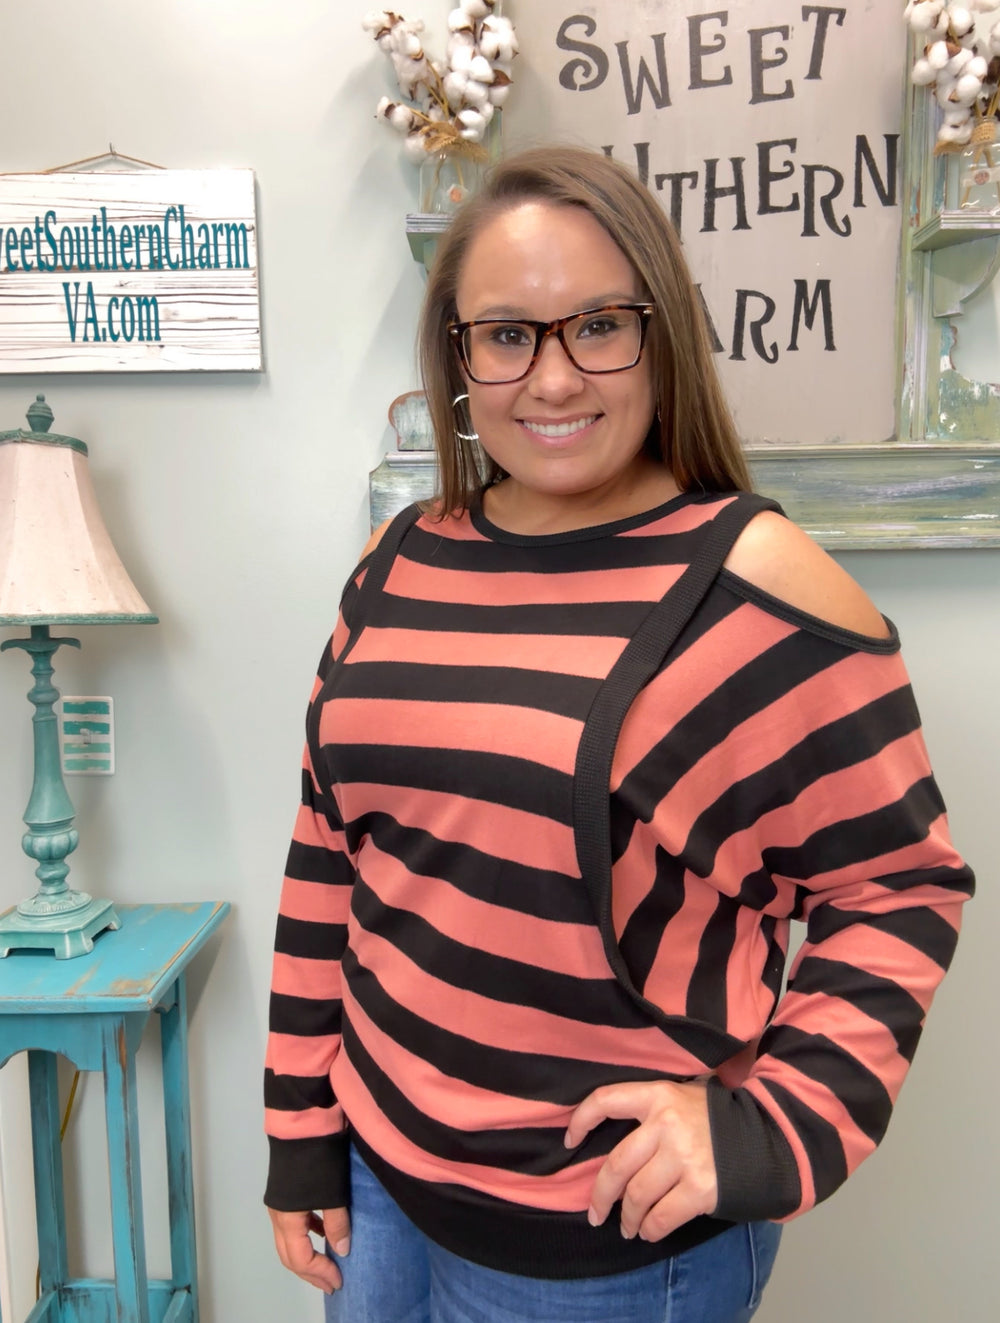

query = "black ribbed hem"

[
  {"left": 263, "top": 1133, "right": 350, "bottom": 1211},
  {"left": 706, "top": 1080, "right": 801, "bottom": 1221},
  {"left": 353, "top": 1134, "right": 733, "bottom": 1280}
]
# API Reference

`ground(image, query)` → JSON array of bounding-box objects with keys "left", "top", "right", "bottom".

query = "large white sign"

[
  {"left": 0, "top": 169, "right": 261, "bottom": 372},
  {"left": 504, "top": 1, "right": 903, "bottom": 446}
]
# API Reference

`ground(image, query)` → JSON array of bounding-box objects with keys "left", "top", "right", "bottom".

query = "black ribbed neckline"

[{"left": 470, "top": 486, "right": 706, "bottom": 546}]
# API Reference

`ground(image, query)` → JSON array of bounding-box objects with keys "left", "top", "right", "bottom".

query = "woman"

[{"left": 265, "top": 147, "right": 972, "bottom": 1322}]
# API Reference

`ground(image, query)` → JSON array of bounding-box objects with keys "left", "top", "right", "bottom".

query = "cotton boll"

[
  {"left": 968, "top": 55, "right": 989, "bottom": 79},
  {"left": 460, "top": 0, "right": 491, "bottom": 17},
  {"left": 911, "top": 57, "right": 937, "bottom": 85},
  {"left": 448, "top": 9, "right": 475, "bottom": 33},
  {"left": 458, "top": 107, "right": 486, "bottom": 136},
  {"left": 392, "top": 53, "right": 431, "bottom": 98},
  {"left": 936, "top": 77, "right": 960, "bottom": 105},
  {"left": 939, "top": 120, "right": 973, "bottom": 143},
  {"left": 947, "top": 7, "right": 973, "bottom": 34},
  {"left": 362, "top": 10, "right": 395, "bottom": 36},
  {"left": 403, "top": 132, "right": 430, "bottom": 163},
  {"left": 943, "top": 105, "right": 972, "bottom": 123},
  {"left": 488, "top": 82, "right": 511, "bottom": 106},
  {"left": 928, "top": 40, "right": 951, "bottom": 69},
  {"left": 479, "top": 16, "right": 519, "bottom": 62},
  {"left": 388, "top": 104, "right": 417, "bottom": 133},
  {"left": 387, "top": 23, "right": 422, "bottom": 57},
  {"left": 946, "top": 46, "right": 973, "bottom": 75},
  {"left": 954, "top": 71, "right": 984, "bottom": 102},
  {"left": 443, "top": 70, "right": 469, "bottom": 106},
  {"left": 448, "top": 37, "right": 476, "bottom": 73},
  {"left": 909, "top": 5, "right": 937, "bottom": 30},
  {"left": 910, "top": 1, "right": 945, "bottom": 31},
  {"left": 462, "top": 78, "right": 491, "bottom": 107},
  {"left": 469, "top": 54, "right": 495, "bottom": 83}
]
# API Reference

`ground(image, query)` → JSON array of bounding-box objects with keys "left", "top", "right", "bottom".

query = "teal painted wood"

[
  {"left": 102, "top": 1015, "right": 149, "bottom": 1323},
  {"left": 0, "top": 903, "right": 229, "bottom": 1323},
  {"left": 0, "top": 903, "right": 228, "bottom": 1014},
  {"left": 44, "top": 1281, "right": 180, "bottom": 1323},
  {"left": 27, "top": 1053, "right": 68, "bottom": 1290},
  {"left": 161, "top": 979, "right": 198, "bottom": 1315},
  {"left": 22, "top": 1295, "right": 57, "bottom": 1323}
]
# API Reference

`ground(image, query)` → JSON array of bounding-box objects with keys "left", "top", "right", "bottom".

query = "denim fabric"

[{"left": 325, "top": 1145, "right": 781, "bottom": 1323}]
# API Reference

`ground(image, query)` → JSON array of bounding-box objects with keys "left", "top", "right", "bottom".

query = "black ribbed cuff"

[
  {"left": 706, "top": 1079, "right": 801, "bottom": 1221},
  {"left": 263, "top": 1132, "right": 350, "bottom": 1212}
]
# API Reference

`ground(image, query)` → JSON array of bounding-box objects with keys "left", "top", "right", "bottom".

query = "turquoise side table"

[{"left": 0, "top": 902, "right": 229, "bottom": 1323}]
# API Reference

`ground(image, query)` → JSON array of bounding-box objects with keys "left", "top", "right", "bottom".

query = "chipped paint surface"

[
  {"left": 370, "top": 447, "right": 1000, "bottom": 549},
  {"left": 0, "top": 904, "right": 227, "bottom": 1317},
  {"left": 0, "top": 903, "right": 229, "bottom": 1011}
]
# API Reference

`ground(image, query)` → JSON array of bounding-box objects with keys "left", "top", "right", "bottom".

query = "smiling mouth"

[{"left": 520, "top": 415, "right": 599, "bottom": 438}]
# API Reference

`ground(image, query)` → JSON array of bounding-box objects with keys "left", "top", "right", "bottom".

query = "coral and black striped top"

[{"left": 264, "top": 491, "right": 973, "bottom": 1279}]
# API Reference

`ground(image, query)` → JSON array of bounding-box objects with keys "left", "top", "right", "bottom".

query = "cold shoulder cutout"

[{"left": 723, "top": 509, "right": 890, "bottom": 641}]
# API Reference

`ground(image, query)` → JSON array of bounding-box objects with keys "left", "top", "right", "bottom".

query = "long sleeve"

[
  {"left": 264, "top": 616, "right": 358, "bottom": 1211},
  {"left": 703, "top": 648, "right": 974, "bottom": 1222}
]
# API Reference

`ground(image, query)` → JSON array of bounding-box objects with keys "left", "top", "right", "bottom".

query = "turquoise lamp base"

[
  {"left": 1, "top": 625, "right": 124, "bottom": 959},
  {"left": 0, "top": 894, "right": 120, "bottom": 959}
]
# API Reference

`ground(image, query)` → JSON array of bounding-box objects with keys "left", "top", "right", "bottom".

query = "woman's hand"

[
  {"left": 565, "top": 1079, "right": 718, "bottom": 1242},
  {"left": 267, "top": 1206, "right": 351, "bottom": 1293}
]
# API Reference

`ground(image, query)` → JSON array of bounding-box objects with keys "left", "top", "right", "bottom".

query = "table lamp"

[{"left": 0, "top": 395, "right": 156, "bottom": 959}]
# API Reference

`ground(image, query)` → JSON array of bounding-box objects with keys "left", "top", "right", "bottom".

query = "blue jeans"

[{"left": 325, "top": 1145, "right": 781, "bottom": 1323}]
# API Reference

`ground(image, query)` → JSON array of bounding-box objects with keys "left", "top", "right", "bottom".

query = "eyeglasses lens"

[{"left": 464, "top": 308, "right": 644, "bottom": 383}]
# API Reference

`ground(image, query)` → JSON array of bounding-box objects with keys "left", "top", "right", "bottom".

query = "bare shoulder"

[
  {"left": 359, "top": 517, "right": 393, "bottom": 561},
  {"left": 723, "top": 510, "right": 890, "bottom": 639}
]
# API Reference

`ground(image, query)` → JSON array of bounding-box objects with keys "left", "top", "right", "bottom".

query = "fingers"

[
  {"left": 324, "top": 1206, "right": 352, "bottom": 1258},
  {"left": 267, "top": 1206, "right": 343, "bottom": 1294},
  {"left": 568, "top": 1080, "right": 719, "bottom": 1243},
  {"left": 637, "top": 1182, "right": 713, "bottom": 1242},
  {"left": 564, "top": 1081, "right": 655, "bottom": 1148},
  {"left": 585, "top": 1124, "right": 661, "bottom": 1228}
]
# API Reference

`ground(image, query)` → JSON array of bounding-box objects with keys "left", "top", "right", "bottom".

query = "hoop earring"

[{"left": 452, "top": 393, "right": 478, "bottom": 443}]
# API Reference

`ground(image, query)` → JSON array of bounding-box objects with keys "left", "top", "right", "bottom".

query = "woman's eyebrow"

[{"left": 466, "top": 293, "right": 642, "bottom": 320}]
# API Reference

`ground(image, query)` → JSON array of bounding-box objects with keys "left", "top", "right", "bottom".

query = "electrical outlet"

[{"left": 59, "top": 697, "right": 114, "bottom": 775}]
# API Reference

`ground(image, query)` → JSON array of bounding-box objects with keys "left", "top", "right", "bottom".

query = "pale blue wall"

[{"left": 0, "top": 4, "right": 996, "bottom": 1321}]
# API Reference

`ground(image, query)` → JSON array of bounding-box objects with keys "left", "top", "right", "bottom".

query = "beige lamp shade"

[{"left": 0, "top": 397, "right": 156, "bottom": 624}]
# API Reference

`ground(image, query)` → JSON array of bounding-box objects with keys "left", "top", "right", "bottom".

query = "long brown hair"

[{"left": 418, "top": 145, "right": 751, "bottom": 512}]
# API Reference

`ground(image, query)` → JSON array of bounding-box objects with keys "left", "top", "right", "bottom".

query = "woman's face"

[{"left": 453, "top": 202, "right": 657, "bottom": 505}]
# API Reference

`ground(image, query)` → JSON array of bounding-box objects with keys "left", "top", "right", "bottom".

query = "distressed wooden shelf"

[
  {"left": 405, "top": 213, "right": 452, "bottom": 270},
  {"left": 369, "top": 443, "right": 1000, "bottom": 549},
  {"left": 912, "top": 211, "right": 1000, "bottom": 251}
]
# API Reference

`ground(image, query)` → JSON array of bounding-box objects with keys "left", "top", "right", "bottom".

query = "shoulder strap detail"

[
  {"left": 572, "top": 491, "right": 780, "bottom": 1060},
  {"left": 339, "top": 502, "right": 422, "bottom": 663}
]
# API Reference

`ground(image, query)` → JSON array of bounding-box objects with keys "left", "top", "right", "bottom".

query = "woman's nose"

[{"left": 526, "top": 332, "right": 584, "bottom": 398}]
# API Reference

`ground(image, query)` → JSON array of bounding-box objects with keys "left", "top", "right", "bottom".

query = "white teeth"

[{"left": 522, "top": 416, "right": 597, "bottom": 438}]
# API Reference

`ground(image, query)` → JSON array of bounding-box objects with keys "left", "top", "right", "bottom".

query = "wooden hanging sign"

[{"left": 0, "top": 169, "right": 261, "bottom": 373}]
